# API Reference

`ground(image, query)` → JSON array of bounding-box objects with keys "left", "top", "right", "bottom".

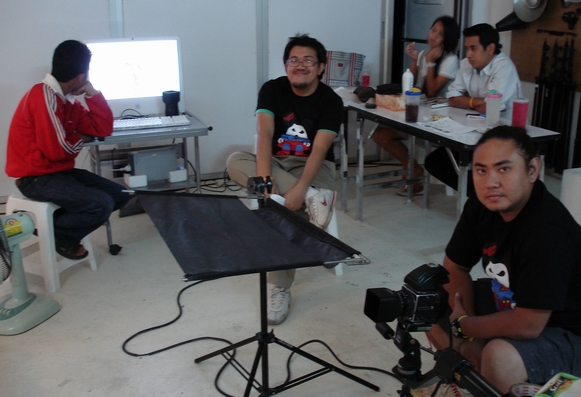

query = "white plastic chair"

[{"left": 5, "top": 194, "right": 98, "bottom": 292}]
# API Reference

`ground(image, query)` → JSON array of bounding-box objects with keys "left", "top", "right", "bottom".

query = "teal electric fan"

[{"left": 0, "top": 212, "right": 60, "bottom": 335}]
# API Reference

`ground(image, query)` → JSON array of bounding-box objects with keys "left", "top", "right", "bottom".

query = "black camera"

[
  {"left": 247, "top": 176, "right": 274, "bottom": 195},
  {"left": 364, "top": 263, "right": 449, "bottom": 331},
  {"left": 364, "top": 264, "right": 505, "bottom": 396}
]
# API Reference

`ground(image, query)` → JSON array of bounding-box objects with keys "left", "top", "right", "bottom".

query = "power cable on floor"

[{"left": 121, "top": 279, "right": 402, "bottom": 396}]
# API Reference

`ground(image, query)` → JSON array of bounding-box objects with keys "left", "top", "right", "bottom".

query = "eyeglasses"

[{"left": 285, "top": 58, "right": 318, "bottom": 67}]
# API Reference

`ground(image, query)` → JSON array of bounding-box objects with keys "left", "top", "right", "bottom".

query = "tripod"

[
  {"left": 375, "top": 321, "right": 503, "bottom": 397},
  {"left": 195, "top": 271, "right": 379, "bottom": 396}
]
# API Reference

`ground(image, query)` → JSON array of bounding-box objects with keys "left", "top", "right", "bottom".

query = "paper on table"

[
  {"left": 334, "top": 86, "right": 358, "bottom": 101},
  {"left": 422, "top": 97, "right": 449, "bottom": 108},
  {"left": 418, "top": 117, "right": 475, "bottom": 135}
]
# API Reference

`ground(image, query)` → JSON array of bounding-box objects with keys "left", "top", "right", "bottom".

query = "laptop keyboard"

[{"left": 113, "top": 115, "right": 190, "bottom": 131}]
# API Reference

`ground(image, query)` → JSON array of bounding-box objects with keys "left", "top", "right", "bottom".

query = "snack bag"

[{"left": 535, "top": 373, "right": 581, "bottom": 397}]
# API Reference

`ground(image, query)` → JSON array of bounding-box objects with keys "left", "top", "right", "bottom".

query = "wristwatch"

[
  {"left": 426, "top": 62, "right": 436, "bottom": 68},
  {"left": 451, "top": 315, "right": 473, "bottom": 341}
]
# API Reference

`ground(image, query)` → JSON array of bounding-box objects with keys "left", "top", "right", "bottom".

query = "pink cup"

[{"left": 512, "top": 98, "right": 529, "bottom": 128}]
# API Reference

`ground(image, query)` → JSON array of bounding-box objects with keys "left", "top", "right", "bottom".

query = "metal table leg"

[
  {"left": 356, "top": 116, "right": 365, "bottom": 221},
  {"left": 340, "top": 122, "right": 349, "bottom": 212}
]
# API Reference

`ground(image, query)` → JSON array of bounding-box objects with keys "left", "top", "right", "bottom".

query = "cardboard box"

[{"left": 375, "top": 94, "right": 405, "bottom": 112}]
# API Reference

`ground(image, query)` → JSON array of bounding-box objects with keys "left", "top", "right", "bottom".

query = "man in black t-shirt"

[
  {"left": 427, "top": 126, "right": 581, "bottom": 395},
  {"left": 227, "top": 34, "right": 343, "bottom": 325}
]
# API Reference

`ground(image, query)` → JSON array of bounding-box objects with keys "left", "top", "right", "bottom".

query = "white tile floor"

[{"left": 0, "top": 170, "right": 562, "bottom": 397}]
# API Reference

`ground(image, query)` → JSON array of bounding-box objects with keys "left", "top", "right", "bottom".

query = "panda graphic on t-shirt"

[
  {"left": 482, "top": 243, "right": 516, "bottom": 311},
  {"left": 276, "top": 113, "right": 312, "bottom": 156}
]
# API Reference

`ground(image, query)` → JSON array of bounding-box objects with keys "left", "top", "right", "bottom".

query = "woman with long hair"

[{"left": 372, "top": 15, "right": 460, "bottom": 196}]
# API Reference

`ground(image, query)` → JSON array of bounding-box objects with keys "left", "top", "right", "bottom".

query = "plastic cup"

[
  {"left": 512, "top": 98, "right": 529, "bottom": 128},
  {"left": 485, "top": 92, "right": 502, "bottom": 127},
  {"left": 405, "top": 90, "right": 421, "bottom": 123},
  {"left": 508, "top": 383, "right": 541, "bottom": 397}
]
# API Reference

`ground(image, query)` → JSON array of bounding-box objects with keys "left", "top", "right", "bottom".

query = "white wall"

[
  {"left": 470, "top": 0, "right": 513, "bottom": 56},
  {"left": 0, "top": 0, "right": 383, "bottom": 197},
  {"left": 268, "top": 0, "right": 383, "bottom": 86}
]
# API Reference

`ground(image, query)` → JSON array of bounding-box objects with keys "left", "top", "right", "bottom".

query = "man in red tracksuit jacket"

[{"left": 5, "top": 40, "right": 129, "bottom": 260}]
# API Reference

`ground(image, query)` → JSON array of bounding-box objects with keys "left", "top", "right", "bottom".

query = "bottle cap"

[
  {"left": 405, "top": 89, "right": 421, "bottom": 96},
  {"left": 486, "top": 92, "right": 503, "bottom": 98}
]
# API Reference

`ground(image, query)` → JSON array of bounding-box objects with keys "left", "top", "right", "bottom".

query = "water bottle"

[{"left": 402, "top": 68, "right": 413, "bottom": 93}]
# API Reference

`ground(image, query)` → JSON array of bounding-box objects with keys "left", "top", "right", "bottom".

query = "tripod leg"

[
  {"left": 195, "top": 334, "right": 258, "bottom": 363},
  {"left": 244, "top": 342, "right": 265, "bottom": 397},
  {"left": 274, "top": 338, "right": 379, "bottom": 392},
  {"left": 398, "top": 384, "right": 413, "bottom": 397}
]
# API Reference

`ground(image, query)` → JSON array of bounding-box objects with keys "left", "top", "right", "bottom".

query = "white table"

[
  {"left": 340, "top": 96, "right": 560, "bottom": 220},
  {"left": 85, "top": 113, "right": 210, "bottom": 193}
]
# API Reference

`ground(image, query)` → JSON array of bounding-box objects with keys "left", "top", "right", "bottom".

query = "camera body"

[
  {"left": 364, "top": 263, "right": 449, "bottom": 331},
  {"left": 247, "top": 176, "right": 274, "bottom": 195},
  {"left": 363, "top": 264, "right": 505, "bottom": 396}
]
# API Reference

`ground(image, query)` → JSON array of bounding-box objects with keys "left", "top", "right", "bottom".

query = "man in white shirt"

[
  {"left": 425, "top": 23, "right": 521, "bottom": 192},
  {"left": 446, "top": 23, "right": 520, "bottom": 119}
]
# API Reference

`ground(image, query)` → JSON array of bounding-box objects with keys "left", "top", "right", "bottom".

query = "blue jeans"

[{"left": 17, "top": 169, "right": 130, "bottom": 249}]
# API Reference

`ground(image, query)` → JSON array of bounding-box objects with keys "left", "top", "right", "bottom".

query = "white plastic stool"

[{"left": 6, "top": 194, "right": 98, "bottom": 292}]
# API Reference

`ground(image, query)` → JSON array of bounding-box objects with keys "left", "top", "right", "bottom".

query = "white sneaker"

[
  {"left": 267, "top": 286, "right": 291, "bottom": 325},
  {"left": 306, "top": 189, "right": 336, "bottom": 229}
]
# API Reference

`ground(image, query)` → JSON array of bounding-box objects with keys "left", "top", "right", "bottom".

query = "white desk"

[
  {"left": 341, "top": 96, "right": 560, "bottom": 220},
  {"left": 85, "top": 114, "right": 210, "bottom": 193}
]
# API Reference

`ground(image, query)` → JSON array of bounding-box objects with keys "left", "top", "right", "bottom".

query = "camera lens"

[
  {"left": 247, "top": 176, "right": 265, "bottom": 194},
  {"left": 364, "top": 288, "right": 405, "bottom": 323}
]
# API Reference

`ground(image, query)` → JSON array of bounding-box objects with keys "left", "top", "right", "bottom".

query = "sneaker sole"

[{"left": 320, "top": 191, "right": 337, "bottom": 229}]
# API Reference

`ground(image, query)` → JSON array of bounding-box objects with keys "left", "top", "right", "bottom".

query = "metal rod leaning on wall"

[
  {"left": 536, "top": 29, "right": 577, "bottom": 37},
  {"left": 533, "top": 33, "right": 577, "bottom": 172},
  {"left": 533, "top": 39, "right": 550, "bottom": 127}
]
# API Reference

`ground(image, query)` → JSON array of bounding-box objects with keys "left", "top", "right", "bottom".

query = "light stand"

[
  {"left": 194, "top": 194, "right": 377, "bottom": 395},
  {"left": 195, "top": 271, "right": 379, "bottom": 396},
  {"left": 136, "top": 190, "right": 377, "bottom": 396}
]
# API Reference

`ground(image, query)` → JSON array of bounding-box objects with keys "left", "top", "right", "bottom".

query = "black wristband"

[{"left": 451, "top": 315, "right": 473, "bottom": 341}]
